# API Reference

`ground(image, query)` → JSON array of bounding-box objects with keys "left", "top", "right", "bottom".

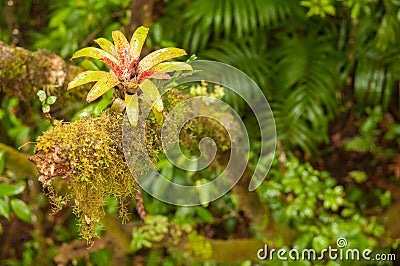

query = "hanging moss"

[
  {"left": 29, "top": 88, "right": 234, "bottom": 243},
  {"left": 30, "top": 110, "right": 136, "bottom": 242}
]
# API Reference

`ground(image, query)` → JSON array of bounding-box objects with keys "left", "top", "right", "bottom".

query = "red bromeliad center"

[{"left": 99, "top": 49, "right": 170, "bottom": 92}]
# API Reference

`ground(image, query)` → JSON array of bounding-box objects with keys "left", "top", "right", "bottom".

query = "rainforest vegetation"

[{"left": 0, "top": 0, "right": 399, "bottom": 265}]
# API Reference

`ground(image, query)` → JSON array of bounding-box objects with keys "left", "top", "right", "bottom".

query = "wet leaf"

[
  {"left": 151, "top": 62, "right": 192, "bottom": 72},
  {"left": 125, "top": 93, "right": 139, "bottom": 126},
  {"left": 10, "top": 198, "right": 32, "bottom": 223},
  {"left": 138, "top": 48, "right": 187, "bottom": 74},
  {"left": 86, "top": 74, "right": 120, "bottom": 103},
  {"left": 68, "top": 71, "right": 109, "bottom": 90},
  {"left": 130, "top": 26, "right": 149, "bottom": 59},
  {"left": 112, "top": 30, "right": 131, "bottom": 67},
  {"left": 140, "top": 80, "right": 164, "bottom": 112},
  {"left": 71, "top": 47, "right": 118, "bottom": 66},
  {"left": 94, "top": 37, "right": 116, "bottom": 57}
]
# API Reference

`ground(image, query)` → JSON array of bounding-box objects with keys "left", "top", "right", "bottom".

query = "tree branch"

[{"left": 0, "top": 41, "right": 87, "bottom": 116}]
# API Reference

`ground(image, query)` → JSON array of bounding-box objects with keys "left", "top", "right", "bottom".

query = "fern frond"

[{"left": 165, "top": 0, "right": 297, "bottom": 52}]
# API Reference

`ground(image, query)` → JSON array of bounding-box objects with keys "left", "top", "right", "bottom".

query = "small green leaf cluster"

[
  {"left": 258, "top": 156, "right": 384, "bottom": 253},
  {"left": 345, "top": 106, "right": 399, "bottom": 159},
  {"left": 300, "top": 0, "right": 336, "bottom": 18},
  {"left": 36, "top": 90, "right": 57, "bottom": 113},
  {"left": 189, "top": 81, "right": 225, "bottom": 99},
  {"left": 130, "top": 215, "right": 175, "bottom": 252}
]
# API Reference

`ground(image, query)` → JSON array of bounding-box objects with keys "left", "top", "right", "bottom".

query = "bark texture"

[{"left": 0, "top": 41, "right": 87, "bottom": 115}]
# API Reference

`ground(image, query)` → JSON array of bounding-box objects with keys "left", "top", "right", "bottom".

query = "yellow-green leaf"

[
  {"left": 125, "top": 93, "right": 139, "bottom": 126},
  {"left": 130, "top": 26, "right": 149, "bottom": 59},
  {"left": 138, "top": 48, "right": 187, "bottom": 74},
  {"left": 94, "top": 37, "right": 116, "bottom": 57},
  {"left": 86, "top": 74, "right": 120, "bottom": 103},
  {"left": 112, "top": 30, "right": 131, "bottom": 65},
  {"left": 67, "top": 71, "right": 109, "bottom": 90},
  {"left": 71, "top": 47, "right": 117, "bottom": 65},
  {"left": 151, "top": 62, "right": 192, "bottom": 72},
  {"left": 140, "top": 79, "right": 164, "bottom": 112}
]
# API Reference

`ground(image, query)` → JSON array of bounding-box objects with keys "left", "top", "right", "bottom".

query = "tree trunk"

[{"left": 125, "top": 0, "right": 154, "bottom": 55}]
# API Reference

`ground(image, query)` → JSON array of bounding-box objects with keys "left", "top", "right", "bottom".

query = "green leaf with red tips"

[
  {"left": 86, "top": 74, "right": 120, "bottom": 103},
  {"left": 67, "top": 71, "right": 109, "bottom": 90},
  {"left": 94, "top": 38, "right": 116, "bottom": 57},
  {"left": 130, "top": 26, "right": 149, "bottom": 59},
  {"left": 112, "top": 30, "right": 131, "bottom": 67},
  {"left": 151, "top": 62, "right": 193, "bottom": 72},
  {"left": 125, "top": 93, "right": 139, "bottom": 126},
  {"left": 71, "top": 47, "right": 118, "bottom": 65},
  {"left": 138, "top": 48, "right": 187, "bottom": 74},
  {"left": 140, "top": 79, "right": 164, "bottom": 112}
]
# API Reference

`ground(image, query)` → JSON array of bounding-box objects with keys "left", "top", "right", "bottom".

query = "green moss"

[
  {"left": 0, "top": 51, "right": 27, "bottom": 80},
  {"left": 33, "top": 110, "right": 136, "bottom": 242},
  {"left": 0, "top": 48, "right": 87, "bottom": 117},
  {"left": 185, "top": 231, "right": 212, "bottom": 259}
]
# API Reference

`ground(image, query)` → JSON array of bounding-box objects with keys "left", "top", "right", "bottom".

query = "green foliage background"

[{"left": 0, "top": 0, "right": 399, "bottom": 265}]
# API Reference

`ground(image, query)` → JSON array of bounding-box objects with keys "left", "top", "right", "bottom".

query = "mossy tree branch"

[
  {"left": 0, "top": 41, "right": 87, "bottom": 116},
  {"left": 55, "top": 213, "right": 266, "bottom": 264}
]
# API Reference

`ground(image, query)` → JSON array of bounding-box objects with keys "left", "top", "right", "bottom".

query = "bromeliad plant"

[{"left": 67, "top": 26, "right": 192, "bottom": 126}]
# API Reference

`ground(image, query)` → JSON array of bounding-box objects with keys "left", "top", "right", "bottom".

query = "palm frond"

[
  {"left": 201, "top": 34, "right": 271, "bottom": 91},
  {"left": 271, "top": 32, "right": 340, "bottom": 154},
  {"left": 354, "top": 44, "right": 400, "bottom": 111},
  {"left": 353, "top": 12, "right": 400, "bottom": 112},
  {"left": 163, "top": 0, "right": 297, "bottom": 52}
]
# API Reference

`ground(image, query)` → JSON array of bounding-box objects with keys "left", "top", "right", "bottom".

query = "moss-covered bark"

[{"left": 0, "top": 41, "right": 87, "bottom": 116}]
